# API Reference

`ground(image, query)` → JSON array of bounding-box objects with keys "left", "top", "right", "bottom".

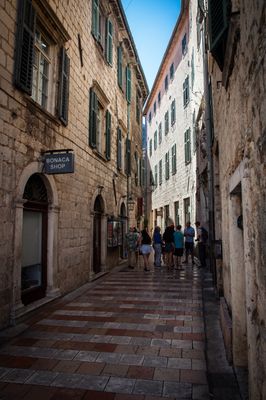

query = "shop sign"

[{"left": 44, "top": 151, "right": 74, "bottom": 174}]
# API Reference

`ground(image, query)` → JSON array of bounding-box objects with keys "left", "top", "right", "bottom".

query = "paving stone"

[
  {"left": 168, "top": 358, "right": 191, "bottom": 370},
  {"left": 192, "top": 384, "right": 210, "bottom": 399},
  {"left": 105, "top": 377, "right": 135, "bottom": 394},
  {"left": 143, "top": 356, "right": 167, "bottom": 368},
  {"left": 151, "top": 338, "right": 171, "bottom": 347},
  {"left": 25, "top": 370, "right": 58, "bottom": 385},
  {"left": 78, "top": 374, "right": 109, "bottom": 390},
  {"left": 102, "top": 363, "right": 129, "bottom": 377},
  {"left": 120, "top": 354, "right": 144, "bottom": 366},
  {"left": 159, "top": 347, "right": 181, "bottom": 358},
  {"left": 83, "top": 390, "right": 116, "bottom": 400},
  {"left": 50, "top": 372, "right": 83, "bottom": 388},
  {"left": 0, "top": 367, "right": 10, "bottom": 379},
  {"left": 172, "top": 340, "right": 192, "bottom": 349},
  {"left": 52, "top": 360, "right": 81, "bottom": 373},
  {"left": 127, "top": 366, "right": 154, "bottom": 380},
  {"left": 2, "top": 368, "right": 34, "bottom": 383},
  {"left": 77, "top": 361, "right": 105, "bottom": 375},
  {"left": 180, "top": 369, "right": 208, "bottom": 384},
  {"left": 110, "top": 336, "right": 131, "bottom": 344},
  {"left": 163, "top": 381, "right": 192, "bottom": 398},
  {"left": 153, "top": 367, "right": 180, "bottom": 382},
  {"left": 133, "top": 379, "right": 163, "bottom": 396},
  {"left": 74, "top": 351, "right": 99, "bottom": 362},
  {"left": 50, "top": 387, "right": 86, "bottom": 400},
  {"left": 96, "top": 352, "right": 122, "bottom": 364},
  {"left": 31, "top": 358, "right": 59, "bottom": 371}
]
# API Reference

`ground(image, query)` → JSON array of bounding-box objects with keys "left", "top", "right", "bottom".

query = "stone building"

[
  {"left": 0, "top": 0, "right": 148, "bottom": 329},
  {"left": 143, "top": 0, "right": 204, "bottom": 233},
  {"left": 204, "top": 0, "right": 266, "bottom": 398}
]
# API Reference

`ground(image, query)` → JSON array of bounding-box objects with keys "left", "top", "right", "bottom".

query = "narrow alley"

[{"left": 0, "top": 262, "right": 243, "bottom": 400}]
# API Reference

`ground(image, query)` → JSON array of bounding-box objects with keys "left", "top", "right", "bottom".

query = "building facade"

[
  {"left": 204, "top": 0, "right": 266, "bottom": 398},
  {"left": 0, "top": 0, "right": 148, "bottom": 329},
  {"left": 143, "top": 0, "right": 204, "bottom": 233}
]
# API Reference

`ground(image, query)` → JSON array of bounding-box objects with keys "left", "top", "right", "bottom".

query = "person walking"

[
  {"left": 173, "top": 225, "right": 184, "bottom": 269},
  {"left": 133, "top": 227, "right": 140, "bottom": 267},
  {"left": 125, "top": 226, "right": 139, "bottom": 268},
  {"left": 183, "top": 221, "right": 195, "bottom": 265},
  {"left": 152, "top": 226, "right": 162, "bottom": 267},
  {"left": 163, "top": 223, "right": 175, "bottom": 269},
  {"left": 195, "top": 221, "right": 208, "bottom": 268},
  {"left": 139, "top": 227, "right": 152, "bottom": 271}
]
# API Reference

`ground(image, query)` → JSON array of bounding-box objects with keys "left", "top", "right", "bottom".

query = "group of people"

[{"left": 125, "top": 221, "right": 208, "bottom": 272}]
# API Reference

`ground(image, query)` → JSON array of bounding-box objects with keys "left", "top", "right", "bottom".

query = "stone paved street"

[{"left": 0, "top": 264, "right": 210, "bottom": 399}]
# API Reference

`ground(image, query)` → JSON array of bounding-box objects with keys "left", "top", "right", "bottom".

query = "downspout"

[
  {"left": 202, "top": 10, "right": 216, "bottom": 284},
  {"left": 126, "top": 102, "right": 130, "bottom": 230}
]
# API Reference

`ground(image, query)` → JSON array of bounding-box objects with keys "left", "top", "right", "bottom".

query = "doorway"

[
  {"left": 21, "top": 174, "right": 48, "bottom": 305},
  {"left": 93, "top": 195, "right": 103, "bottom": 274}
]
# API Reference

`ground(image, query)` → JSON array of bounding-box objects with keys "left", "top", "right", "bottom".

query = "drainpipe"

[
  {"left": 126, "top": 102, "right": 130, "bottom": 230},
  {"left": 202, "top": 11, "right": 216, "bottom": 285}
]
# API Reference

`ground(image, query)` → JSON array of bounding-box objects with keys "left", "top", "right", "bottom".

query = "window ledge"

[
  {"left": 92, "top": 148, "right": 108, "bottom": 162},
  {"left": 25, "top": 97, "right": 60, "bottom": 126}
]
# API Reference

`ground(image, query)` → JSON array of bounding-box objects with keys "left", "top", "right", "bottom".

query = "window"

[
  {"left": 14, "top": 0, "right": 70, "bottom": 124},
  {"left": 171, "top": 144, "right": 176, "bottom": 174},
  {"left": 117, "top": 45, "right": 123, "bottom": 88},
  {"left": 183, "top": 76, "right": 190, "bottom": 108},
  {"left": 153, "top": 102, "right": 156, "bottom": 114},
  {"left": 136, "top": 91, "right": 141, "bottom": 124},
  {"left": 184, "top": 197, "right": 190, "bottom": 223},
  {"left": 159, "top": 159, "right": 162, "bottom": 185},
  {"left": 165, "top": 151, "right": 170, "bottom": 180},
  {"left": 150, "top": 170, "right": 154, "bottom": 186},
  {"left": 164, "top": 75, "right": 169, "bottom": 91},
  {"left": 125, "top": 65, "right": 131, "bottom": 103},
  {"left": 158, "top": 122, "right": 162, "bottom": 144},
  {"left": 134, "top": 152, "right": 139, "bottom": 186},
  {"left": 92, "top": 0, "right": 106, "bottom": 49},
  {"left": 170, "top": 63, "right": 174, "bottom": 80},
  {"left": 125, "top": 137, "right": 131, "bottom": 175},
  {"left": 171, "top": 99, "right": 176, "bottom": 125},
  {"left": 208, "top": 0, "right": 230, "bottom": 70},
  {"left": 158, "top": 91, "right": 161, "bottom": 106},
  {"left": 148, "top": 112, "right": 152, "bottom": 124},
  {"left": 149, "top": 139, "right": 152, "bottom": 157},
  {"left": 117, "top": 127, "right": 122, "bottom": 170},
  {"left": 164, "top": 111, "right": 169, "bottom": 135},
  {"left": 184, "top": 128, "right": 191, "bottom": 164},
  {"left": 182, "top": 33, "right": 187, "bottom": 55},
  {"left": 191, "top": 48, "right": 195, "bottom": 90},
  {"left": 105, "top": 18, "right": 113, "bottom": 65},
  {"left": 154, "top": 130, "right": 158, "bottom": 151},
  {"left": 174, "top": 201, "right": 180, "bottom": 226},
  {"left": 89, "top": 86, "right": 111, "bottom": 159},
  {"left": 192, "top": 110, "right": 197, "bottom": 152},
  {"left": 154, "top": 164, "right": 158, "bottom": 188}
]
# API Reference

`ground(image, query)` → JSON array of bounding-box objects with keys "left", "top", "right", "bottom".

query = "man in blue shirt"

[{"left": 183, "top": 221, "right": 195, "bottom": 265}]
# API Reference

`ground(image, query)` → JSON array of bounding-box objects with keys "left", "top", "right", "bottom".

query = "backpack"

[{"left": 201, "top": 227, "right": 208, "bottom": 243}]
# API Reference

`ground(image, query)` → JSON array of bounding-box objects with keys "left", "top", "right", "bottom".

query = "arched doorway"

[
  {"left": 93, "top": 195, "right": 104, "bottom": 274},
  {"left": 21, "top": 174, "right": 48, "bottom": 305},
  {"left": 120, "top": 202, "right": 127, "bottom": 259}
]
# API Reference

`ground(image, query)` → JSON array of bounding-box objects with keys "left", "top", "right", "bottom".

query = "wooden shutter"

[
  {"left": 185, "top": 129, "right": 191, "bottom": 164},
  {"left": 126, "top": 138, "right": 131, "bottom": 175},
  {"left": 208, "top": 0, "right": 229, "bottom": 51},
  {"left": 89, "top": 88, "right": 97, "bottom": 148},
  {"left": 126, "top": 66, "right": 131, "bottom": 103},
  {"left": 58, "top": 47, "right": 70, "bottom": 125},
  {"left": 105, "top": 19, "right": 113, "bottom": 65},
  {"left": 117, "top": 128, "right": 122, "bottom": 169},
  {"left": 92, "top": 0, "right": 99, "bottom": 39},
  {"left": 14, "top": 0, "right": 36, "bottom": 94},
  {"left": 105, "top": 110, "right": 111, "bottom": 160},
  {"left": 171, "top": 100, "right": 176, "bottom": 125},
  {"left": 172, "top": 144, "right": 176, "bottom": 174},
  {"left": 117, "top": 46, "right": 123, "bottom": 88}
]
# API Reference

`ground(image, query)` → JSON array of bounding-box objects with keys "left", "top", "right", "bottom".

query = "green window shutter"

[
  {"left": 159, "top": 123, "right": 162, "bottom": 144},
  {"left": 126, "top": 65, "right": 131, "bottom": 103},
  {"left": 105, "top": 19, "right": 113, "bottom": 65},
  {"left": 89, "top": 88, "right": 97, "bottom": 148},
  {"left": 184, "top": 129, "right": 191, "bottom": 164},
  {"left": 172, "top": 144, "right": 176, "bottom": 174},
  {"left": 165, "top": 111, "right": 169, "bottom": 135},
  {"left": 171, "top": 99, "right": 176, "bottom": 125},
  {"left": 126, "top": 138, "right": 131, "bottom": 175},
  {"left": 208, "top": 0, "right": 229, "bottom": 51},
  {"left": 149, "top": 139, "right": 152, "bottom": 157},
  {"left": 165, "top": 152, "right": 169, "bottom": 180},
  {"left": 105, "top": 110, "right": 111, "bottom": 160},
  {"left": 117, "top": 46, "right": 123, "bottom": 88},
  {"left": 155, "top": 164, "right": 158, "bottom": 187},
  {"left": 58, "top": 47, "right": 70, "bottom": 125},
  {"left": 117, "top": 127, "right": 122, "bottom": 169},
  {"left": 92, "top": 0, "right": 99, "bottom": 39},
  {"left": 154, "top": 130, "right": 157, "bottom": 150},
  {"left": 159, "top": 160, "right": 162, "bottom": 184},
  {"left": 14, "top": 0, "right": 36, "bottom": 94}
]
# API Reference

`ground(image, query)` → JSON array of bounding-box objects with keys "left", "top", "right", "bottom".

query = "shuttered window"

[
  {"left": 208, "top": 0, "right": 230, "bottom": 69},
  {"left": 89, "top": 88, "right": 98, "bottom": 148},
  {"left": 149, "top": 139, "right": 152, "bottom": 157},
  {"left": 154, "top": 130, "right": 157, "bottom": 151},
  {"left": 59, "top": 47, "right": 70, "bottom": 125},
  {"left": 126, "top": 65, "right": 131, "bottom": 103},
  {"left": 92, "top": 0, "right": 100, "bottom": 40},
  {"left": 117, "top": 128, "right": 122, "bottom": 170},
  {"left": 117, "top": 45, "right": 123, "bottom": 89},
  {"left": 125, "top": 138, "right": 131, "bottom": 175},
  {"left": 171, "top": 99, "right": 176, "bottom": 125},
  {"left": 183, "top": 76, "right": 190, "bottom": 108},
  {"left": 184, "top": 128, "right": 191, "bottom": 164},
  {"left": 159, "top": 159, "right": 162, "bottom": 185},
  {"left": 171, "top": 144, "right": 177, "bottom": 175},
  {"left": 165, "top": 151, "right": 170, "bottom": 180},
  {"left": 154, "top": 164, "right": 158, "bottom": 188},
  {"left": 105, "top": 18, "right": 113, "bottom": 65},
  {"left": 158, "top": 123, "right": 162, "bottom": 144},
  {"left": 165, "top": 111, "right": 169, "bottom": 135},
  {"left": 105, "top": 110, "right": 111, "bottom": 160},
  {"left": 14, "top": 0, "right": 36, "bottom": 94},
  {"left": 14, "top": 0, "right": 69, "bottom": 124}
]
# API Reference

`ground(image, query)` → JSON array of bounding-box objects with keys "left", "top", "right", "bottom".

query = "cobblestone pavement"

[{"left": 0, "top": 264, "right": 211, "bottom": 399}]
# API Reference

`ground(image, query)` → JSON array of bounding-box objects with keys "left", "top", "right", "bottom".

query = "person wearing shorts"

[
  {"left": 183, "top": 221, "right": 195, "bottom": 264},
  {"left": 139, "top": 227, "right": 152, "bottom": 271}
]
